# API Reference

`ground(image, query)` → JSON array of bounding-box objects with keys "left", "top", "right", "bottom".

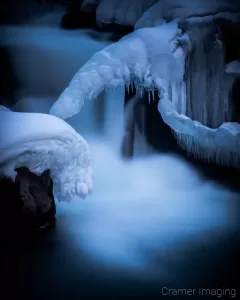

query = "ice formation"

[
  {"left": 50, "top": 21, "right": 187, "bottom": 119},
  {"left": 0, "top": 107, "right": 93, "bottom": 201},
  {"left": 50, "top": 0, "right": 240, "bottom": 166}
]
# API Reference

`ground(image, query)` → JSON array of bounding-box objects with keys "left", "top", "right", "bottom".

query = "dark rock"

[
  {"left": 0, "top": 47, "right": 19, "bottom": 107},
  {"left": 232, "top": 78, "right": 240, "bottom": 122},
  {"left": 60, "top": 10, "right": 133, "bottom": 42},
  {"left": 60, "top": 11, "right": 97, "bottom": 30},
  {"left": 0, "top": 168, "right": 56, "bottom": 244}
]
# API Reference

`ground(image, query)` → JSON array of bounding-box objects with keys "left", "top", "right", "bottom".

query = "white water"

[{"left": 4, "top": 23, "right": 238, "bottom": 276}]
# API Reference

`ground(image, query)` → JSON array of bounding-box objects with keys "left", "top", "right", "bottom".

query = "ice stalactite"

[{"left": 0, "top": 108, "right": 93, "bottom": 201}]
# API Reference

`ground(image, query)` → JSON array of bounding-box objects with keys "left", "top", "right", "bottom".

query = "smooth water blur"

[
  {"left": 4, "top": 23, "right": 239, "bottom": 280},
  {"left": 57, "top": 141, "right": 237, "bottom": 275},
  {"left": 0, "top": 26, "right": 111, "bottom": 98}
]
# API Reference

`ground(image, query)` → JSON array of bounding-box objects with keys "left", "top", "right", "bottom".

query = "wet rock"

[
  {"left": 0, "top": 168, "right": 56, "bottom": 244},
  {"left": 60, "top": 10, "right": 133, "bottom": 41},
  {"left": 60, "top": 10, "right": 97, "bottom": 30},
  {"left": 0, "top": 47, "right": 19, "bottom": 107}
]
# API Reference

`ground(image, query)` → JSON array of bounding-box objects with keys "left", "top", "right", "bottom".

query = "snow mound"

[{"left": 0, "top": 108, "right": 93, "bottom": 201}]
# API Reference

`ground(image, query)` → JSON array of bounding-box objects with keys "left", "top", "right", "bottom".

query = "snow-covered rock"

[{"left": 0, "top": 107, "right": 93, "bottom": 202}]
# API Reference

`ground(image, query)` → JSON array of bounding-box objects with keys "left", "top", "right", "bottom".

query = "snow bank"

[{"left": 0, "top": 108, "right": 93, "bottom": 201}]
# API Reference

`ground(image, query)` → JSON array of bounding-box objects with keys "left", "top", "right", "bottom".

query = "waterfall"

[{"left": 103, "top": 87, "right": 125, "bottom": 151}]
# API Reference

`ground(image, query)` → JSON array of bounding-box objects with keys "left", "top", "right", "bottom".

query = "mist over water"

[{"left": 4, "top": 20, "right": 238, "bottom": 278}]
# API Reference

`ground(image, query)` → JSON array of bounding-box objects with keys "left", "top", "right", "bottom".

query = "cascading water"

[{"left": 1, "top": 16, "right": 239, "bottom": 276}]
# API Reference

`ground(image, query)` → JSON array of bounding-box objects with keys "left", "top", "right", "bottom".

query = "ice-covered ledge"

[
  {"left": 0, "top": 106, "right": 93, "bottom": 201},
  {"left": 158, "top": 14, "right": 240, "bottom": 166},
  {"left": 158, "top": 91, "right": 240, "bottom": 166}
]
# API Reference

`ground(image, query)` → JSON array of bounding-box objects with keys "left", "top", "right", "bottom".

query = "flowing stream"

[{"left": 1, "top": 18, "right": 239, "bottom": 284}]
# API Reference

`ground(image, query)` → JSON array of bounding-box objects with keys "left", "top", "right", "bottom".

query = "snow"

[
  {"left": 81, "top": 0, "right": 100, "bottom": 13},
  {"left": 50, "top": 21, "right": 183, "bottom": 119},
  {"left": 158, "top": 89, "right": 240, "bottom": 165},
  {"left": 8, "top": 92, "right": 238, "bottom": 271},
  {"left": 96, "top": 0, "right": 120, "bottom": 25},
  {"left": 135, "top": 0, "right": 240, "bottom": 30},
  {"left": 49, "top": 15, "right": 240, "bottom": 166},
  {"left": 85, "top": 0, "right": 158, "bottom": 26},
  {"left": 3, "top": 21, "right": 239, "bottom": 270},
  {"left": 0, "top": 107, "right": 93, "bottom": 202},
  {"left": 2, "top": 0, "right": 239, "bottom": 206},
  {"left": 83, "top": 0, "right": 240, "bottom": 28},
  {"left": 226, "top": 60, "right": 240, "bottom": 76},
  {"left": 0, "top": 25, "right": 115, "bottom": 202},
  {"left": 0, "top": 105, "right": 10, "bottom": 111}
]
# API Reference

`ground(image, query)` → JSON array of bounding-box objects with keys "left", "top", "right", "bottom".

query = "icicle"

[
  {"left": 127, "top": 83, "right": 130, "bottom": 94},
  {"left": 130, "top": 82, "right": 134, "bottom": 93},
  {"left": 151, "top": 90, "right": 155, "bottom": 102},
  {"left": 148, "top": 91, "right": 151, "bottom": 103},
  {"left": 96, "top": 20, "right": 103, "bottom": 28}
]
